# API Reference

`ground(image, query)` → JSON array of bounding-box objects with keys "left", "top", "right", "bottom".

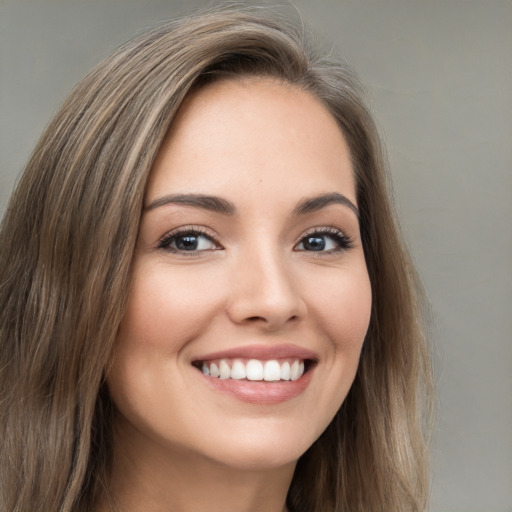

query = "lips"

[{"left": 192, "top": 344, "right": 317, "bottom": 404}]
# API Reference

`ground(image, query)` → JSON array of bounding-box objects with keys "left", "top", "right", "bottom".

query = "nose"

[{"left": 226, "top": 247, "right": 306, "bottom": 330}]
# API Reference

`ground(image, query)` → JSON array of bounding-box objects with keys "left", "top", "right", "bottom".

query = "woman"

[{"left": 0, "top": 7, "right": 433, "bottom": 512}]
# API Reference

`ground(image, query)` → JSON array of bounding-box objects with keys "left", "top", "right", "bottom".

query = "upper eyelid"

[
  {"left": 156, "top": 225, "right": 351, "bottom": 249},
  {"left": 294, "top": 226, "right": 354, "bottom": 251},
  {"left": 301, "top": 226, "right": 344, "bottom": 234},
  {"left": 157, "top": 225, "right": 221, "bottom": 249},
  {"left": 296, "top": 226, "right": 347, "bottom": 240}
]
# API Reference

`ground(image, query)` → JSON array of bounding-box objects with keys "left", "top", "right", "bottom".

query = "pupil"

[
  {"left": 305, "top": 236, "right": 325, "bottom": 251},
  {"left": 176, "top": 235, "right": 198, "bottom": 250}
]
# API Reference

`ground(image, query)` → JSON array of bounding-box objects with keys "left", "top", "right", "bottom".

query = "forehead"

[{"left": 146, "top": 77, "right": 356, "bottom": 206}]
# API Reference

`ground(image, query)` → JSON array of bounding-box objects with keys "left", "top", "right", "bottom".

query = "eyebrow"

[
  {"left": 145, "top": 192, "right": 359, "bottom": 218},
  {"left": 145, "top": 194, "right": 236, "bottom": 215},
  {"left": 292, "top": 192, "right": 359, "bottom": 218}
]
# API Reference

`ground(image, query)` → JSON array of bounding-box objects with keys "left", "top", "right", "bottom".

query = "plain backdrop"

[{"left": 1, "top": 1, "right": 511, "bottom": 510}]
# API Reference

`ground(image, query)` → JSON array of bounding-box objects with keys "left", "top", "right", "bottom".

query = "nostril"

[{"left": 246, "top": 314, "right": 299, "bottom": 323}]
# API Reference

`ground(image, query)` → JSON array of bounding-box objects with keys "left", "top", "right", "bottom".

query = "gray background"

[{"left": 1, "top": 1, "right": 511, "bottom": 510}]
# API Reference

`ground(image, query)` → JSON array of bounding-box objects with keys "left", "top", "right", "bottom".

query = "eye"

[
  {"left": 295, "top": 228, "right": 353, "bottom": 253},
  {"left": 157, "top": 228, "right": 220, "bottom": 253}
]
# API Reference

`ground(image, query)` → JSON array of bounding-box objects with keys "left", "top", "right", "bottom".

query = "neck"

[{"left": 97, "top": 422, "right": 295, "bottom": 512}]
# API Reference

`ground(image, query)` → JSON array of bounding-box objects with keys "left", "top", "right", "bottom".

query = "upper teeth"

[{"left": 201, "top": 359, "right": 305, "bottom": 381}]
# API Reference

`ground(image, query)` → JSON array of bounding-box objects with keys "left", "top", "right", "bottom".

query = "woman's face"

[{"left": 108, "top": 78, "right": 372, "bottom": 471}]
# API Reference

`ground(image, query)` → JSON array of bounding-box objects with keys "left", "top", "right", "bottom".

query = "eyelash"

[
  {"left": 296, "top": 227, "right": 354, "bottom": 254},
  {"left": 157, "top": 226, "right": 221, "bottom": 254},
  {"left": 157, "top": 226, "right": 354, "bottom": 255}
]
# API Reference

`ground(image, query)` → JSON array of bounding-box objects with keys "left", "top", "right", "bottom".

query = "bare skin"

[
  {"left": 100, "top": 77, "right": 371, "bottom": 512},
  {"left": 98, "top": 415, "right": 292, "bottom": 512}
]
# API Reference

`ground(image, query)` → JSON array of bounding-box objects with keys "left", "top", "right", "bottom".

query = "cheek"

[
  {"left": 120, "top": 263, "right": 222, "bottom": 344},
  {"left": 108, "top": 264, "right": 210, "bottom": 431},
  {"left": 307, "top": 265, "right": 372, "bottom": 352},
  {"left": 292, "top": 264, "right": 371, "bottom": 440}
]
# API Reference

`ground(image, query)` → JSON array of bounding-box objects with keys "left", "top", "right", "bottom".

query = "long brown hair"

[{"left": 0, "top": 7, "right": 433, "bottom": 511}]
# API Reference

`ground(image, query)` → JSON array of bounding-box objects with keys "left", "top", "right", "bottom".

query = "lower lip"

[{"left": 198, "top": 368, "right": 314, "bottom": 404}]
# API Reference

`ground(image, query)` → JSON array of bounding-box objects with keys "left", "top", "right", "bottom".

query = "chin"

[
  {"left": 190, "top": 420, "right": 321, "bottom": 472},
  {"left": 207, "top": 444, "right": 305, "bottom": 472}
]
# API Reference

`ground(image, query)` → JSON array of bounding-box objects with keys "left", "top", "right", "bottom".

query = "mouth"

[
  {"left": 192, "top": 357, "right": 315, "bottom": 382},
  {"left": 190, "top": 345, "right": 317, "bottom": 404}
]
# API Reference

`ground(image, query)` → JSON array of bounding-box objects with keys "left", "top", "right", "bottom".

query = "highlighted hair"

[{"left": 0, "top": 7, "right": 433, "bottom": 511}]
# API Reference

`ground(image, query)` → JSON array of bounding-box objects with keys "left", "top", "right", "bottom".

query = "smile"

[
  {"left": 198, "top": 358, "right": 306, "bottom": 381},
  {"left": 191, "top": 344, "right": 318, "bottom": 404}
]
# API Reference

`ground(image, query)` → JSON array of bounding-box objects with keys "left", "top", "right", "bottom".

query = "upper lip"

[{"left": 192, "top": 344, "right": 318, "bottom": 363}]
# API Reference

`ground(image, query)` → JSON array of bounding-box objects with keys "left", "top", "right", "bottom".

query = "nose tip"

[{"left": 227, "top": 258, "right": 306, "bottom": 330}]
